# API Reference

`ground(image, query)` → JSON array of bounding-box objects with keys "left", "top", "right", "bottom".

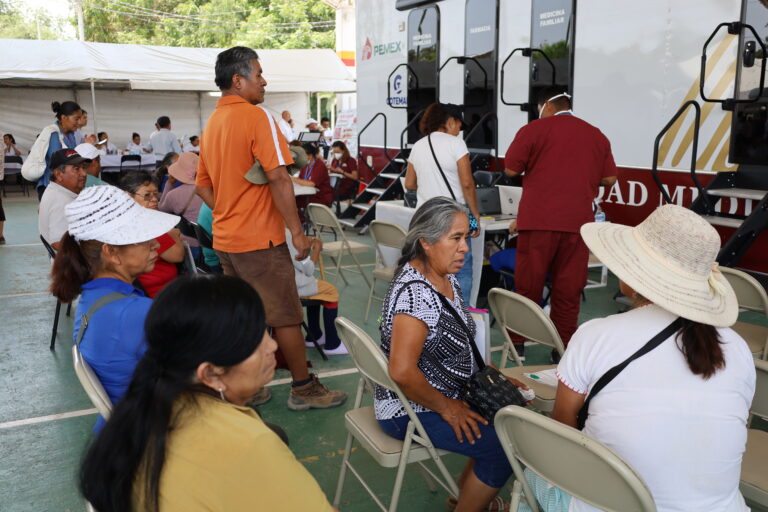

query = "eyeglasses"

[{"left": 134, "top": 192, "right": 161, "bottom": 201}]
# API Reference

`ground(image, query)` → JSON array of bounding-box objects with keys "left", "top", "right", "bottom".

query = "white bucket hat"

[
  {"left": 580, "top": 204, "right": 737, "bottom": 327},
  {"left": 66, "top": 185, "right": 179, "bottom": 245}
]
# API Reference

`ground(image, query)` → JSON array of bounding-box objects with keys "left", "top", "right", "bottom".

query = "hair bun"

[{"left": 51, "top": 101, "right": 61, "bottom": 114}]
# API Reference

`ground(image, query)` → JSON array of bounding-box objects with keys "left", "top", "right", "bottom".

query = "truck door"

[
  {"left": 406, "top": 6, "right": 440, "bottom": 144},
  {"left": 463, "top": 0, "right": 499, "bottom": 150}
]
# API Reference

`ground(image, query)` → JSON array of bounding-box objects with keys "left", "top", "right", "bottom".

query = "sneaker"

[
  {"left": 322, "top": 343, "right": 349, "bottom": 356},
  {"left": 305, "top": 333, "right": 325, "bottom": 348},
  {"left": 245, "top": 386, "right": 272, "bottom": 407},
  {"left": 288, "top": 374, "right": 347, "bottom": 411}
]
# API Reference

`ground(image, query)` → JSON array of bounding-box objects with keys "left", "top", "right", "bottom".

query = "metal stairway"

[{"left": 649, "top": 22, "right": 768, "bottom": 268}]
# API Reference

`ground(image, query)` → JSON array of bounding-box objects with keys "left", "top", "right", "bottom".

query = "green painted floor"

[{"left": 0, "top": 193, "right": 765, "bottom": 512}]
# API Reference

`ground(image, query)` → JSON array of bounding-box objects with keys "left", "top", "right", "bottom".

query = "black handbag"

[
  {"left": 432, "top": 290, "right": 527, "bottom": 423},
  {"left": 576, "top": 318, "right": 682, "bottom": 430}
]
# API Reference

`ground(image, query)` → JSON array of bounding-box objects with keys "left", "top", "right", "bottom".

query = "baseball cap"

[
  {"left": 50, "top": 148, "right": 88, "bottom": 170},
  {"left": 441, "top": 103, "right": 466, "bottom": 128},
  {"left": 74, "top": 143, "right": 100, "bottom": 160},
  {"left": 66, "top": 185, "right": 179, "bottom": 245}
]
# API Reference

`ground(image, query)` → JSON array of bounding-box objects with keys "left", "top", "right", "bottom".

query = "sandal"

[{"left": 446, "top": 495, "right": 509, "bottom": 511}]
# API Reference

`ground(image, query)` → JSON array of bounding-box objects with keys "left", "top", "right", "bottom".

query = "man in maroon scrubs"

[{"left": 504, "top": 87, "right": 617, "bottom": 358}]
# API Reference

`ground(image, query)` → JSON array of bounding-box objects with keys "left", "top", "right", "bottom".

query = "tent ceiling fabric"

[{"left": 0, "top": 39, "right": 356, "bottom": 93}]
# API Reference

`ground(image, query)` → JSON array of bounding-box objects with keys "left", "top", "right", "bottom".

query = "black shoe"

[{"left": 550, "top": 349, "right": 561, "bottom": 364}]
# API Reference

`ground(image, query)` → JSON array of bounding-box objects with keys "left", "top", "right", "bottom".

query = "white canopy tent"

[{"left": 0, "top": 39, "right": 356, "bottom": 150}]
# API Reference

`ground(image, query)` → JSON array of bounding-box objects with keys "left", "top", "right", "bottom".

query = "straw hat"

[
  {"left": 580, "top": 204, "right": 737, "bottom": 327},
  {"left": 66, "top": 185, "right": 179, "bottom": 245},
  {"left": 168, "top": 151, "right": 199, "bottom": 184}
]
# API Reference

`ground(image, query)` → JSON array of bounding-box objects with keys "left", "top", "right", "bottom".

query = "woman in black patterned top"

[{"left": 376, "top": 197, "right": 524, "bottom": 512}]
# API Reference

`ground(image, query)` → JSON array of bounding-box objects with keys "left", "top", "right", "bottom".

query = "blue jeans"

[
  {"left": 456, "top": 242, "right": 473, "bottom": 304},
  {"left": 378, "top": 411, "right": 512, "bottom": 489}
]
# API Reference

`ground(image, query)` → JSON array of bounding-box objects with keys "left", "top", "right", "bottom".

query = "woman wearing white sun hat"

[
  {"left": 519, "top": 205, "right": 756, "bottom": 512},
  {"left": 50, "top": 185, "right": 179, "bottom": 432}
]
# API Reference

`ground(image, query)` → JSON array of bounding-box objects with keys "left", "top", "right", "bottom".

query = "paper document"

[{"left": 523, "top": 369, "right": 558, "bottom": 387}]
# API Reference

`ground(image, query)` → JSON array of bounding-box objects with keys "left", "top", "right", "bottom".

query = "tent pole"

[
  {"left": 89, "top": 79, "right": 98, "bottom": 135},
  {"left": 197, "top": 92, "right": 203, "bottom": 134}
]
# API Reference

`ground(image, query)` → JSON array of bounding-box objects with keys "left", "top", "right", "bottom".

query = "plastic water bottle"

[{"left": 594, "top": 202, "right": 606, "bottom": 222}]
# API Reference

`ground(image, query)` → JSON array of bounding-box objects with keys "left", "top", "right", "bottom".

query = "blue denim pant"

[
  {"left": 456, "top": 242, "right": 473, "bottom": 304},
  {"left": 378, "top": 410, "right": 512, "bottom": 489}
]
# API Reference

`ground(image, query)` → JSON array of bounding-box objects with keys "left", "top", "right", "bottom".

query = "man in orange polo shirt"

[{"left": 196, "top": 46, "right": 346, "bottom": 411}]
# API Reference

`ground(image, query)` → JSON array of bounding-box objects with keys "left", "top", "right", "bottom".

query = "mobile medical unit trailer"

[{"left": 349, "top": 0, "right": 768, "bottom": 275}]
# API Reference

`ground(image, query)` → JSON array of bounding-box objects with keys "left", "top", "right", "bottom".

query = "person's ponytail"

[
  {"left": 50, "top": 234, "right": 102, "bottom": 303},
  {"left": 51, "top": 101, "right": 61, "bottom": 117},
  {"left": 79, "top": 355, "right": 194, "bottom": 512},
  {"left": 676, "top": 318, "right": 725, "bottom": 379}
]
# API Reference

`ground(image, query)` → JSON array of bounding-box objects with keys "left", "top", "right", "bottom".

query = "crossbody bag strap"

[
  {"left": 391, "top": 278, "right": 485, "bottom": 369},
  {"left": 427, "top": 134, "right": 457, "bottom": 201},
  {"left": 75, "top": 292, "right": 130, "bottom": 347},
  {"left": 577, "top": 317, "right": 682, "bottom": 428}
]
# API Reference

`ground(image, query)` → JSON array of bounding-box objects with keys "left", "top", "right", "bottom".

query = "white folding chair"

[
  {"left": 494, "top": 406, "right": 656, "bottom": 512},
  {"left": 488, "top": 287, "right": 565, "bottom": 413},
  {"left": 741, "top": 358, "right": 768, "bottom": 507},
  {"left": 307, "top": 203, "right": 372, "bottom": 288},
  {"left": 720, "top": 267, "right": 768, "bottom": 359},
  {"left": 333, "top": 317, "right": 459, "bottom": 512},
  {"left": 72, "top": 344, "right": 113, "bottom": 420},
  {"left": 585, "top": 252, "right": 608, "bottom": 289},
  {"left": 365, "top": 220, "right": 407, "bottom": 323}
]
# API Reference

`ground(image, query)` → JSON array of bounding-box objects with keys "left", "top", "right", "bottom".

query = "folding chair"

[
  {"left": 177, "top": 216, "right": 197, "bottom": 239},
  {"left": 488, "top": 287, "right": 564, "bottom": 413},
  {"left": 2, "top": 155, "right": 28, "bottom": 197},
  {"left": 41, "top": 235, "right": 71, "bottom": 350},
  {"left": 300, "top": 297, "right": 328, "bottom": 360},
  {"left": 72, "top": 343, "right": 113, "bottom": 420},
  {"left": 720, "top": 267, "right": 768, "bottom": 359},
  {"left": 741, "top": 358, "right": 768, "bottom": 507},
  {"left": 365, "top": 220, "right": 407, "bottom": 323},
  {"left": 306, "top": 203, "right": 371, "bottom": 288},
  {"left": 333, "top": 317, "right": 459, "bottom": 511},
  {"left": 585, "top": 252, "right": 608, "bottom": 289},
  {"left": 193, "top": 222, "right": 214, "bottom": 250},
  {"left": 494, "top": 406, "right": 656, "bottom": 512},
  {"left": 181, "top": 241, "right": 205, "bottom": 275},
  {"left": 119, "top": 154, "right": 141, "bottom": 176}
]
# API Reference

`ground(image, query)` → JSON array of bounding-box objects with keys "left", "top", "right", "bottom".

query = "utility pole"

[{"left": 74, "top": 0, "right": 86, "bottom": 41}]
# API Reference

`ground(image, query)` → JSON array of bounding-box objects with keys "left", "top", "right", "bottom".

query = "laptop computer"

[
  {"left": 498, "top": 186, "right": 523, "bottom": 216},
  {"left": 477, "top": 187, "right": 501, "bottom": 215}
]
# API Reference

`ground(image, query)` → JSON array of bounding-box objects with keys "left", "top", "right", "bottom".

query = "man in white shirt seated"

[
  {"left": 38, "top": 149, "right": 88, "bottom": 249},
  {"left": 147, "top": 116, "right": 182, "bottom": 162},
  {"left": 126, "top": 132, "right": 151, "bottom": 154},
  {"left": 278, "top": 111, "right": 294, "bottom": 142}
]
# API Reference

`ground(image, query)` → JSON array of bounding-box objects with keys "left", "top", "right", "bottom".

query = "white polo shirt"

[
  {"left": 148, "top": 129, "right": 182, "bottom": 160},
  {"left": 39, "top": 181, "right": 78, "bottom": 245}
]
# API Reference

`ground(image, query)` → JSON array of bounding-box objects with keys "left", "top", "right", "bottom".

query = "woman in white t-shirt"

[
  {"left": 521, "top": 205, "right": 755, "bottom": 512},
  {"left": 404, "top": 103, "right": 481, "bottom": 303}
]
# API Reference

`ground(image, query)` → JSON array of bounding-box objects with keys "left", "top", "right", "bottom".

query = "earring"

[{"left": 218, "top": 388, "right": 227, "bottom": 403}]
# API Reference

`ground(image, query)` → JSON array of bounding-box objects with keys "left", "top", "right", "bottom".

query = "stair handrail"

[
  {"left": 400, "top": 108, "right": 426, "bottom": 153},
  {"left": 500, "top": 47, "right": 557, "bottom": 109},
  {"left": 700, "top": 22, "right": 766, "bottom": 111},
  {"left": 462, "top": 111, "right": 498, "bottom": 169},
  {"left": 437, "top": 56, "right": 488, "bottom": 108},
  {"left": 651, "top": 100, "right": 711, "bottom": 211},
  {"left": 357, "top": 112, "right": 393, "bottom": 183},
  {"left": 387, "top": 63, "right": 420, "bottom": 109}
]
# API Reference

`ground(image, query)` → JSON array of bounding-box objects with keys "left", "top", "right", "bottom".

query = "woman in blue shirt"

[
  {"left": 50, "top": 185, "right": 179, "bottom": 429},
  {"left": 35, "top": 101, "right": 83, "bottom": 200}
]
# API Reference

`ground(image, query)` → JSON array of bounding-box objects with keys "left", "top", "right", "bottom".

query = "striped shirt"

[{"left": 196, "top": 95, "right": 294, "bottom": 252}]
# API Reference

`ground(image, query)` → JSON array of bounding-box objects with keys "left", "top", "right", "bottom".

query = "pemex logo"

[{"left": 362, "top": 38, "right": 373, "bottom": 61}]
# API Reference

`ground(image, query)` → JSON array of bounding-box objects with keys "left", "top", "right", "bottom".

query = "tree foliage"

[
  {"left": 0, "top": 0, "right": 69, "bottom": 40},
  {"left": 82, "top": 0, "right": 336, "bottom": 49}
]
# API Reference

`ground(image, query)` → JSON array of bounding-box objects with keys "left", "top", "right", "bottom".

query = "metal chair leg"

[
  {"left": 50, "top": 300, "right": 62, "bottom": 350},
  {"left": 301, "top": 320, "right": 328, "bottom": 361}
]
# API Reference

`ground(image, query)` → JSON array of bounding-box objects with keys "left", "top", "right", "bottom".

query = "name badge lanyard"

[{"left": 303, "top": 160, "right": 317, "bottom": 181}]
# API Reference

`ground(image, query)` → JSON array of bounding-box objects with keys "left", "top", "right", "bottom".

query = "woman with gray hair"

[{"left": 375, "top": 197, "right": 525, "bottom": 511}]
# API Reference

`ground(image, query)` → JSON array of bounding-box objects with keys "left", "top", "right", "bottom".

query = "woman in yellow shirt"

[{"left": 79, "top": 275, "right": 336, "bottom": 512}]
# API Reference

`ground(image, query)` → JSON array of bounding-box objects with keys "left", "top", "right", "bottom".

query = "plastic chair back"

[
  {"left": 488, "top": 287, "right": 565, "bottom": 354},
  {"left": 335, "top": 317, "right": 431, "bottom": 432},
  {"left": 193, "top": 223, "right": 214, "bottom": 250},
  {"left": 72, "top": 344, "right": 113, "bottom": 419},
  {"left": 307, "top": 202, "right": 343, "bottom": 232},
  {"left": 753, "top": 359, "right": 768, "bottom": 421},
  {"left": 495, "top": 406, "right": 656, "bottom": 512},
  {"left": 120, "top": 154, "right": 141, "bottom": 163},
  {"left": 720, "top": 267, "right": 768, "bottom": 314}
]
